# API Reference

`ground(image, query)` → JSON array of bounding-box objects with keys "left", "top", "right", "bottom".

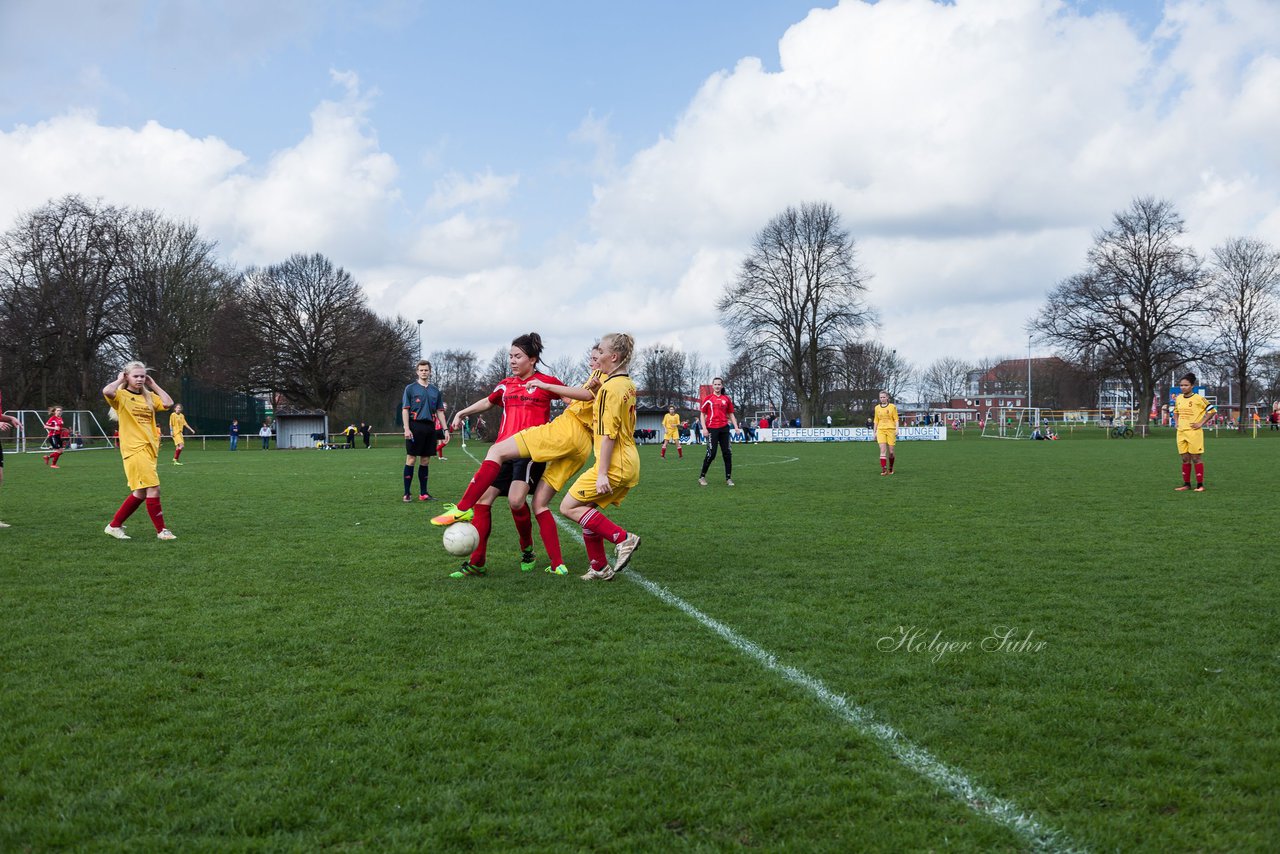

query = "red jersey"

[
  {"left": 488, "top": 371, "right": 563, "bottom": 441},
  {"left": 700, "top": 393, "right": 735, "bottom": 429},
  {"left": 46, "top": 415, "right": 65, "bottom": 437}
]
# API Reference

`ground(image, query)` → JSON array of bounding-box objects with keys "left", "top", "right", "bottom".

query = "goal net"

[
  {"left": 2, "top": 410, "right": 117, "bottom": 454},
  {"left": 980, "top": 407, "right": 1041, "bottom": 439}
]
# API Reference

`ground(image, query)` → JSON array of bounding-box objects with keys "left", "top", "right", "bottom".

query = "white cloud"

[{"left": 426, "top": 170, "right": 519, "bottom": 212}]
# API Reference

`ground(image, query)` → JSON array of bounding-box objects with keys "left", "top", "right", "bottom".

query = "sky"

[{"left": 2, "top": 0, "right": 1278, "bottom": 376}]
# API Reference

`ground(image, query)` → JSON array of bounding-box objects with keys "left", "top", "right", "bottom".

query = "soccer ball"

[{"left": 442, "top": 522, "right": 480, "bottom": 557}]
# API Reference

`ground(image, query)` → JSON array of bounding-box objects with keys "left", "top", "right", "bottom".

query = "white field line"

[{"left": 461, "top": 447, "right": 1081, "bottom": 852}]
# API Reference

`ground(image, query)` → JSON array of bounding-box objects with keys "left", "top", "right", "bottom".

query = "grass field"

[{"left": 2, "top": 430, "right": 1278, "bottom": 851}]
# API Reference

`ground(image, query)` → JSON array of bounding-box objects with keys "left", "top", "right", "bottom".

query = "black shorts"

[
  {"left": 406, "top": 420, "right": 437, "bottom": 457},
  {"left": 492, "top": 458, "right": 546, "bottom": 495},
  {"left": 49, "top": 435, "right": 64, "bottom": 450},
  {"left": 0, "top": 442, "right": 4, "bottom": 467}
]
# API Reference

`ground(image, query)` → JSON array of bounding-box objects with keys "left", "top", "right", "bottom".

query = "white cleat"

[
  {"left": 104, "top": 525, "right": 131, "bottom": 540},
  {"left": 613, "top": 532, "right": 641, "bottom": 573},
  {"left": 157, "top": 529, "right": 177, "bottom": 540},
  {"left": 581, "top": 565, "right": 616, "bottom": 581}
]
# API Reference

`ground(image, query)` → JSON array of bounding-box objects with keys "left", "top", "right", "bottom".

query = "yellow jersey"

[
  {"left": 565, "top": 369, "right": 604, "bottom": 429},
  {"left": 170, "top": 412, "right": 188, "bottom": 436},
  {"left": 594, "top": 373, "right": 639, "bottom": 487},
  {"left": 1173, "top": 393, "right": 1215, "bottom": 430},
  {"left": 662, "top": 412, "right": 680, "bottom": 435},
  {"left": 874, "top": 403, "right": 899, "bottom": 430},
  {"left": 107, "top": 387, "right": 165, "bottom": 456}
]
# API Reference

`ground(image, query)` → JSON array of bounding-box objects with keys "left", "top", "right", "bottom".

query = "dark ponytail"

[{"left": 512, "top": 332, "right": 544, "bottom": 363}]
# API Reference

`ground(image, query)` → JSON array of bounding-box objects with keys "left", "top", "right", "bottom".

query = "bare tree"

[
  {"left": 112, "top": 209, "right": 231, "bottom": 379},
  {"left": 717, "top": 202, "right": 876, "bottom": 426},
  {"left": 239, "top": 253, "right": 412, "bottom": 411},
  {"left": 429, "top": 349, "right": 481, "bottom": 412},
  {"left": 0, "top": 195, "right": 127, "bottom": 408},
  {"left": 831, "top": 341, "right": 908, "bottom": 418},
  {"left": 918, "top": 357, "right": 974, "bottom": 405},
  {"left": 637, "top": 344, "right": 688, "bottom": 407},
  {"left": 1207, "top": 236, "right": 1280, "bottom": 428},
  {"left": 1031, "top": 197, "right": 1211, "bottom": 425}
]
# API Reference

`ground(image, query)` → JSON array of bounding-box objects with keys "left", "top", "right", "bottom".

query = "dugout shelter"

[{"left": 274, "top": 407, "right": 329, "bottom": 449}]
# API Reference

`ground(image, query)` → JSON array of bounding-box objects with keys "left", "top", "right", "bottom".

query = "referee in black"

[{"left": 401, "top": 360, "right": 444, "bottom": 502}]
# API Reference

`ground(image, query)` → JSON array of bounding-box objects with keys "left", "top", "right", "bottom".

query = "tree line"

[{"left": 0, "top": 195, "right": 416, "bottom": 427}]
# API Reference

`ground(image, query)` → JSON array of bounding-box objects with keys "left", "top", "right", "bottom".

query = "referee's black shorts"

[{"left": 406, "top": 420, "right": 437, "bottom": 457}]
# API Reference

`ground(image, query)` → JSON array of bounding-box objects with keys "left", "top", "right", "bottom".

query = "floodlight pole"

[
  {"left": 1026, "top": 336, "right": 1033, "bottom": 414},
  {"left": 416, "top": 319, "right": 424, "bottom": 360}
]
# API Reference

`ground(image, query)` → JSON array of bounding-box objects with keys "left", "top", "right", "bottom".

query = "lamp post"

[{"left": 416, "top": 319, "right": 423, "bottom": 360}]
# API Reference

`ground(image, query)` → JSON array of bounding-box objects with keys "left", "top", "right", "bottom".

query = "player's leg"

[
  {"left": 699, "top": 431, "right": 719, "bottom": 485},
  {"left": 530, "top": 479, "right": 568, "bottom": 574},
  {"left": 660, "top": 439, "right": 667, "bottom": 459},
  {"left": 1176, "top": 447, "right": 1193, "bottom": 490},
  {"left": 561, "top": 472, "right": 639, "bottom": 577},
  {"left": 879, "top": 440, "right": 888, "bottom": 474},
  {"left": 433, "top": 436, "right": 529, "bottom": 524},
  {"left": 0, "top": 456, "right": 8, "bottom": 528},
  {"left": 507, "top": 470, "right": 536, "bottom": 570},
  {"left": 887, "top": 434, "right": 896, "bottom": 473},
  {"left": 173, "top": 441, "right": 184, "bottom": 464},
  {"left": 719, "top": 428, "right": 734, "bottom": 485},
  {"left": 403, "top": 427, "right": 419, "bottom": 500}
]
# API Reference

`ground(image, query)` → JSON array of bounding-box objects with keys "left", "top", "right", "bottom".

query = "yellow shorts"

[
  {"left": 876, "top": 428, "right": 897, "bottom": 447},
  {"left": 122, "top": 447, "right": 160, "bottom": 491},
  {"left": 663, "top": 431, "right": 678, "bottom": 442},
  {"left": 569, "top": 467, "right": 634, "bottom": 509},
  {"left": 515, "top": 420, "right": 592, "bottom": 492},
  {"left": 1176, "top": 430, "right": 1204, "bottom": 455}
]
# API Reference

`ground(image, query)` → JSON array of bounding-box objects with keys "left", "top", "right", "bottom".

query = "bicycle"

[{"left": 1111, "top": 423, "right": 1134, "bottom": 438}]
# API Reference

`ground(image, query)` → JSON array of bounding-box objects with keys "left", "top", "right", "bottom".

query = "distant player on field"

[
  {"left": 102, "top": 361, "right": 177, "bottom": 540},
  {"left": 401, "top": 360, "right": 444, "bottom": 502},
  {"left": 169, "top": 404, "right": 194, "bottom": 465},
  {"left": 698, "top": 377, "right": 739, "bottom": 487},
  {"left": 1172, "top": 372, "right": 1215, "bottom": 492},
  {"left": 660, "top": 405, "right": 682, "bottom": 460},
  {"left": 44, "top": 405, "right": 67, "bottom": 469},
  {"left": 874, "top": 391, "right": 899, "bottom": 475}
]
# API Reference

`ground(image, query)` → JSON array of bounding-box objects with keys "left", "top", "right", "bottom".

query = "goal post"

[
  {"left": 2, "top": 410, "right": 116, "bottom": 453},
  {"left": 980, "top": 407, "right": 1041, "bottom": 439}
]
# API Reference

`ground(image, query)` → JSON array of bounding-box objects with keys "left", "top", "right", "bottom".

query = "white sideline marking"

[{"left": 462, "top": 447, "right": 1080, "bottom": 852}]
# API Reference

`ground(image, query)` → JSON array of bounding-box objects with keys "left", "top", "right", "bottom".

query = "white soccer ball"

[{"left": 442, "top": 522, "right": 480, "bottom": 557}]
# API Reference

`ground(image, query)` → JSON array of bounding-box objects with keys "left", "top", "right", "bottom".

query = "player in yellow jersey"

[
  {"left": 1172, "top": 372, "right": 1216, "bottom": 492},
  {"left": 660, "top": 405, "right": 683, "bottom": 460},
  {"left": 102, "top": 361, "right": 178, "bottom": 540},
  {"left": 433, "top": 345, "right": 603, "bottom": 577},
  {"left": 560, "top": 333, "right": 641, "bottom": 581},
  {"left": 169, "top": 404, "right": 195, "bottom": 465},
  {"left": 874, "top": 390, "right": 899, "bottom": 475}
]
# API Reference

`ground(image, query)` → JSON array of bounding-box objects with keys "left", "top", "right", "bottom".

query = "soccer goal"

[
  {"left": 3, "top": 410, "right": 116, "bottom": 453},
  {"left": 980, "top": 407, "right": 1041, "bottom": 439}
]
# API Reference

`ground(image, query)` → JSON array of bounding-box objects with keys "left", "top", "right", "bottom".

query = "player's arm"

[
  {"left": 102, "top": 371, "right": 127, "bottom": 400},
  {"left": 0, "top": 413, "right": 19, "bottom": 431},
  {"left": 143, "top": 375, "right": 175, "bottom": 408},
  {"left": 451, "top": 396, "right": 496, "bottom": 433},
  {"left": 526, "top": 378, "right": 594, "bottom": 402},
  {"left": 595, "top": 435, "right": 616, "bottom": 494}
]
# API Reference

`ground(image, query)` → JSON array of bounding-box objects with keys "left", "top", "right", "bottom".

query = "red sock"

[
  {"left": 1181, "top": 462, "right": 1192, "bottom": 483},
  {"left": 660, "top": 446, "right": 666, "bottom": 458},
  {"left": 1194, "top": 462, "right": 1204, "bottom": 484},
  {"left": 469, "top": 504, "right": 492, "bottom": 566},
  {"left": 145, "top": 497, "right": 165, "bottom": 532},
  {"left": 536, "top": 509, "right": 564, "bottom": 567},
  {"left": 511, "top": 503, "right": 533, "bottom": 548},
  {"left": 677, "top": 446, "right": 682, "bottom": 458},
  {"left": 581, "top": 507, "right": 627, "bottom": 545},
  {"left": 880, "top": 457, "right": 887, "bottom": 472},
  {"left": 110, "top": 495, "right": 144, "bottom": 527},
  {"left": 458, "top": 460, "right": 501, "bottom": 511},
  {"left": 51, "top": 450, "right": 63, "bottom": 465},
  {"left": 583, "top": 531, "right": 607, "bottom": 570},
  {"left": 888, "top": 455, "right": 894, "bottom": 472},
  {"left": 174, "top": 447, "right": 183, "bottom": 461}
]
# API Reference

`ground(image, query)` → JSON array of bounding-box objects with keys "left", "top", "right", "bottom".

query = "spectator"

[
  {"left": 259, "top": 421, "right": 272, "bottom": 450},
  {"left": 229, "top": 418, "right": 240, "bottom": 451}
]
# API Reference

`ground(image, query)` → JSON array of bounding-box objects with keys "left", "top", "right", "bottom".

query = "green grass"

[{"left": 2, "top": 432, "right": 1278, "bottom": 851}]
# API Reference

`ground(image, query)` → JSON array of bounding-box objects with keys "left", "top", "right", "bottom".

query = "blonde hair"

[
  {"left": 108, "top": 360, "right": 155, "bottom": 420},
  {"left": 599, "top": 333, "right": 635, "bottom": 371}
]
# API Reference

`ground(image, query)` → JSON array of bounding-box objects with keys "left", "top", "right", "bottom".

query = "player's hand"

[
  {"left": 0, "top": 422, "right": 10, "bottom": 432},
  {"left": 596, "top": 474, "right": 612, "bottom": 494},
  {"left": 403, "top": 428, "right": 412, "bottom": 439},
  {"left": 525, "top": 379, "right": 546, "bottom": 393},
  {"left": 584, "top": 375, "right": 601, "bottom": 392},
  {"left": 451, "top": 416, "right": 463, "bottom": 432}
]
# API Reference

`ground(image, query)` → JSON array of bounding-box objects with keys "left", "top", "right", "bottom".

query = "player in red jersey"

[
  {"left": 44, "top": 405, "right": 69, "bottom": 468},
  {"left": 698, "top": 377, "right": 740, "bottom": 487},
  {"left": 444, "top": 332, "right": 564, "bottom": 577},
  {"left": 434, "top": 403, "right": 451, "bottom": 460}
]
